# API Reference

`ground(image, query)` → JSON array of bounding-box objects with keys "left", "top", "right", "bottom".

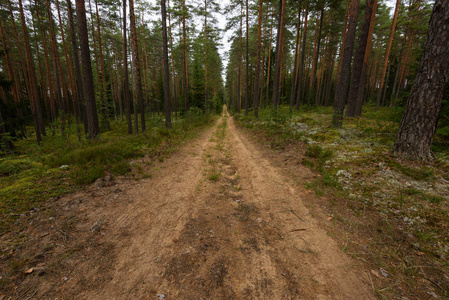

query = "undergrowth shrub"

[
  {"left": 71, "top": 165, "right": 104, "bottom": 184},
  {"left": 306, "top": 144, "right": 333, "bottom": 161},
  {"left": 0, "top": 159, "right": 38, "bottom": 176}
]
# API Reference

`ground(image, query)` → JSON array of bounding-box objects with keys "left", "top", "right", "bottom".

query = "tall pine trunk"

[
  {"left": 346, "top": 0, "right": 377, "bottom": 117},
  {"left": 265, "top": 4, "right": 274, "bottom": 107},
  {"left": 244, "top": 0, "right": 249, "bottom": 115},
  {"left": 204, "top": 0, "right": 208, "bottom": 114},
  {"left": 76, "top": 0, "right": 100, "bottom": 139},
  {"left": 161, "top": 0, "right": 172, "bottom": 128},
  {"left": 67, "top": 0, "right": 87, "bottom": 132},
  {"left": 289, "top": 2, "right": 302, "bottom": 107},
  {"left": 376, "top": 0, "right": 400, "bottom": 108},
  {"left": 271, "top": 0, "right": 286, "bottom": 107},
  {"left": 122, "top": 0, "right": 132, "bottom": 134},
  {"left": 94, "top": 0, "right": 111, "bottom": 130},
  {"left": 167, "top": 0, "right": 178, "bottom": 118},
  {"left": 295, "top": 1, "right": 308, "bottom": 109},
  {"left": 129, "top": 0, "right": 146, "bottom": 132},
  {"left": 237, "top": 3, "right": 243, "bottom": 112},
  {"left": 46, "top": 0, "right": 66, "bottom": 135},
  {"left": 252, "top": 0, "right": 263, "bottom": 118},
  {"left": 310, "top": 8, "right": 324, "bottom": 102},
  {"left": 182, "top": 0, "right": 189, "bottom": 114},
  {"left": 18, "top": 0, "right": 44, "bottom": 142},
  {"left": 332, "top": 0, "right": 360, "bottom": 127},
  {"left": 393, "top": 0, "right": 449, "bottom": 160},
  {"left": 354, "top": 0, "right": 378, "bottom": 116}
]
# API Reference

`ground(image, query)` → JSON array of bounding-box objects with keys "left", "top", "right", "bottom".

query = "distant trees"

[
  {"left": 0, "top": 0, "right": 224, "bottom": 149},
  {"left": 222, "top": 0, "right": 443, "bottom": 156},
  {"left": 0, "top": 0, "right": 444, "bottom": 159}
]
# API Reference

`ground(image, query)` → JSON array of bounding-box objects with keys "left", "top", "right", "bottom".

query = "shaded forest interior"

[
  {"left": 0, "top": 0, "right": 449, "bottom": 297},
  {"left": 0, "top": 0, "right": 447, "bottom": 157}
]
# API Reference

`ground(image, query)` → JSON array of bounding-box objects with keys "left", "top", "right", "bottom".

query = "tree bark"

[
  {"left": 182, "top": 0, "right": 189, "bottom": 114},
  {"left": 252, "top": 0, "right": 263, "bottom": 118},
  {"left": 265, "top": 4, "right": 274, "bottom": 107},
  {"left": 271, "top": 0, "right": 286, "bottom": 108},
  {"left": 310, "top": 8, "right": 324, "bottom": 101},
  {"left": 393, "top": 0, "right": 449, "bottom": 160},
  {"left": 295, "top": 1, "right": 308, "bottom": 109},
  {"left": 67, "top": 0, "right": 87, "bottom": 132},
  {"left": 354, "top": 0, "right": 378, "bottom": 116},
  {"left": 376, "top": 0, "right": 400, "bottom": 109},
  {"left": 346, "top": 0, "right": 377, "bottom": 117},
  {"left": 122, "top": 0, "right": 132, "bottom": 134},
  {"left": 167, "top": 0, "right": 178, "bottom": 118},
  {"left": 204, "top": 0, "right": 209, "bottom": 114},
  {"left": 129, "top": 0, "right": 146, "bottom": 132},
  {"left": 7, "top": 0, "right": 30, "bottom": 110},
  {"left": 244, "top": 0, "right": 249, "bottom": 115},
  {"left": 161, "top": 0, "right": 172, "bottom": 128},
  {"left": 336, "top": 0, "right": 351, "bottom": 86},
  {"left": 46, "top": 0, "right": 66, "bottom": 135},
  {"left": 289, "top": 1, "right": 302, "bottom": 107},
  {"left": 95, "top": 0, "right": 111, "bottom": 130},
  {"left": 18, "top": 0, "right": 44, "bottom": 143},
  {"left": 76, "top": 0, "right": 100, "bottom": 139},
  {"left": 332, "top": 0, "right": 360, "bottom": 127},
  {"left": 237, "top": 3, "right": 243, "bottom": 112}
]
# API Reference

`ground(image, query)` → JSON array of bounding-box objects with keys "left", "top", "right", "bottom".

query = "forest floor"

[
  {"left": 2, "top": 105, "right": 448, "bottom": 299},
  {"left": 0, "top": 106, "right": 379, "bottom": 299}
]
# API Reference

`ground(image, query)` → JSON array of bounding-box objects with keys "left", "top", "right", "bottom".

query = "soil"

[{"left": 0, "top": 107, "right": 375, "bottom": 299}]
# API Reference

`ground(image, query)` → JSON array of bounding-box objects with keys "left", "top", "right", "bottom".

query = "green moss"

[
  {"left": 387, "top": 159, "right": 434, "bottom": 181},
  {"left": 310, "top": 130, "right": 340, "bottom": 142},
  {"left": 0, "top": 113, "right": 215, "bottom": 235},
  {"left": 305, "top": 145, "right": 333, "bottom": 161},
  {"left": 0, "top": 158, "right": 41, "bottom": 176}
]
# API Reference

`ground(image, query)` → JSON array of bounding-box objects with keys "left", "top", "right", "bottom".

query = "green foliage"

[
  {"left": 322, "top": 172, "right": 339, "bottom": 187},
  {"left": 71, "top": 165, "right": 105, "bottom": 185},
  {"left": 363, "top": 105, "right": 404, "bottom": 123},
  {"left": 306, "top": 144, "right": 333, "bottom": 160},
  {"left": 269, "top": 108, "right": 291, "bottom": 126},
  {"left": 0, "top": 158, "right": 38, "bottom": 176}
]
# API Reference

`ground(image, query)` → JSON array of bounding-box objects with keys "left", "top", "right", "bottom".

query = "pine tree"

[
  {"left": 76, "top": 0, "right": 100, "bottom": 139},
  {"left": 393, "top": 0, "right": 449, "bottom": 160},
  {"left": 161, "top": 0, "right": 172, "bottom": 128}
]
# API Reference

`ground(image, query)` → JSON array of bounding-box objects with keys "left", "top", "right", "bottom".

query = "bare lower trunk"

[{"left": 393, "top": 0, "right": 449, "bottom": 160}]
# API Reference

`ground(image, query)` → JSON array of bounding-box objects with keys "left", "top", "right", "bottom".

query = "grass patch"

[{"left": 208, "top": 167, "right": 221, "bottom": 182}]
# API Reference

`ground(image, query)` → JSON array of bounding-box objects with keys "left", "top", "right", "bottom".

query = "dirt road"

[{"left": 4, "top": 108, "right": 375, "bottom": 299}]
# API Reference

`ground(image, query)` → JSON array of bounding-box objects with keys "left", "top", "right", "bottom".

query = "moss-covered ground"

[
  {"left": 234, "top": 105, "right": 449, "bottom": 298},
  {"left": 0, "top": 111, "right": 215, "bottom": 235}
]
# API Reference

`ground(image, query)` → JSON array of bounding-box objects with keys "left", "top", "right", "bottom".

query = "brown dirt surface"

[{"left": 0, "top": 107, "right": 375, "bottom": 299}]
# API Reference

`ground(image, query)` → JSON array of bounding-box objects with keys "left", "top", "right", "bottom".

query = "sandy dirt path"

[{"left": 4, "top": 108, "right": 375, "bottom": 299}]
